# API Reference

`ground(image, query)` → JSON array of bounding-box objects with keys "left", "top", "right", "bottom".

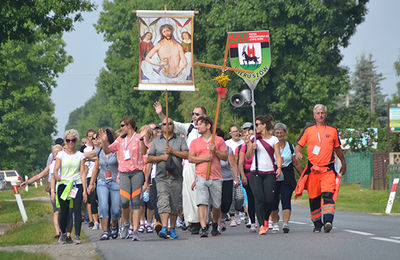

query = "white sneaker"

[
  {"left": 176, "top": 216, "right": 183, "bottom": 228},
  {"left": 268, "top": 220, "right": 273, "bottom": 229},
  {"left": 249, "top": 224, "right": 257, "bottom": 232},
  {"left": 246, "top": 217, "right": 251, "bottom": 228},
  {"left": 230, "top": 219, "right": 237, "bottom": 227},
  {"left": 235, "top": 214, "right": 241, "bottom": 225},
  {"left": 93, "top": 222, "right": 99, "bottom": 230},
  {"left": 272, "top": 223, "right": 279, "bottom": 233}
]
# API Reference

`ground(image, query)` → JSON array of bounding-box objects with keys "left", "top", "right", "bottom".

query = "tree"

[
  {"left": 67, "top": 0, "right": 369, "bottom": 135},
  {"left": 0, "top": 0, "right": 94, "bottom": 44},
  {"left": 0, "top": 34, "right": 71, "bottom": 175},
  {"left": 349, "top": 53, "right": 386, "bottom": 124}
]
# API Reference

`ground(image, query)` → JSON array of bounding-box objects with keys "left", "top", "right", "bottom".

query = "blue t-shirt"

[{"left": 275, "top": 141, "right": 294, "bottom": 181}]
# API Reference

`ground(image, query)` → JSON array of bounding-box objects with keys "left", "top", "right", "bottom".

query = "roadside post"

[
  {"left": 1, "top": 170, "right": 28, "bottom": 223},
  {"left": 385, "top": 178, "right": 399, "bottom": 214}
]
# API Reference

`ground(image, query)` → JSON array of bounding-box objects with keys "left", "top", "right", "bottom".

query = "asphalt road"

[{"left": 84, "top": 205, "right": 400, "bottom": 260}]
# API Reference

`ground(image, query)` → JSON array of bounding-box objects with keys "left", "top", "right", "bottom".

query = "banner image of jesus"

[{"left": 137, "top": 11, "right": 195, "bottom": 91}]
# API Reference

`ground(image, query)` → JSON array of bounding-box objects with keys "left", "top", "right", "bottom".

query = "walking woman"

[
  {"left": 246, "top": 115, "right": 282, "bottom": 235},
  {"left": 51, "top": 129, "right": 87, "bottom": 244},
  {"left": 89, "top": 128, "right": 121, "bottom": 240}
]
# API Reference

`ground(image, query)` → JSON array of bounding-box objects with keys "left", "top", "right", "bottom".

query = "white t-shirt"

[
  {"left": 250, "top": 136, "right": 279, "bottom": 172},
  {"left": 225, "top": 138, "right": 244, "bottom": 155},
  {"left": 83, "top": 146, "right": 95, "bottom": 178},
  {"left": 56, "top": 151, "right": 85, "bottom": 183}
]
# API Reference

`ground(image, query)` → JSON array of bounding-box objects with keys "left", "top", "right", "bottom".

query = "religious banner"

[
  {"left": 228, "top": 30, "right": 271, "bottom": 89},
  {"left": 137, "top": 10, "right": 195, "bottom": 91}
]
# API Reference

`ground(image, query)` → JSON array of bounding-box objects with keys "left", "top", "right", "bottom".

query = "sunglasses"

[
  {"left": 192, "top": 112, "right": 200, "bottom": 116},
  {"left": 162, "top": 122, "right": 174, "bottom": 126},
  {"left": 120, "top": 124, "right": 127, "bottom": 128},
  {"left": 66, "top": 138, "right": 77, "bottom": 143},
  {"left": 255, "top": 123, "right": 263, "bottom": 127},
  {"left": 92, "top": 136, "right": 97, "bottom": 140}
]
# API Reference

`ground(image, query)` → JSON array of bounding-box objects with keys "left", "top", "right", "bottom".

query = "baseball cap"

[
  {"left": 55, "top": 138, "right": 64, "bottom": 145},
  {"left": 241, "top": 122, "right": 253, "bottom": 130}
]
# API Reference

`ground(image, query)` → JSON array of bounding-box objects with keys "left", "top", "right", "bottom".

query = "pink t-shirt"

[
  {"left": 237, "top": 143, "right": 253, "bottom": 178},
  {"left": 190, "top": 136, "right": 227, "bottom": 180},
  {"left": 109, "top": 134, "right": 144, "bottom": 173}
]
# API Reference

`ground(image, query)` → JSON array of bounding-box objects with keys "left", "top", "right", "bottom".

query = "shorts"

[
  {"left": 156, "top": 177, "right": 183, "bottom": 215},
  {"left": 195, "top": 176, "right": 222, "bottom": 208},
  {"left": 119, "top": 171, "right": 144, "bottom": 210}
]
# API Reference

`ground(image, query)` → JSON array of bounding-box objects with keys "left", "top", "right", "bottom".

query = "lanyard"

[
  {"left": 124, "top": 133, "right": 136, "bottom": 150},
  {"left": 316, "top": 125, "right": 327, "bottom": 146}
]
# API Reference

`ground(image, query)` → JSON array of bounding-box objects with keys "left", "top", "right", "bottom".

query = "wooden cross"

[{"left": 195, "top": 36, "right": 253, "bottom": 180}]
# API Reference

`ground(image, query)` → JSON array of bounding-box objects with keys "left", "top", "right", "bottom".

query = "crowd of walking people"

[{"left": 21, "top": 103, "right": 346, "bottom": 244}]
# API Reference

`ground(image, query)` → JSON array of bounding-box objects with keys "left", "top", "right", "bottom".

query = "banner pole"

[{"left": 166, "top": 90, "right": 170, "bottom": 178}]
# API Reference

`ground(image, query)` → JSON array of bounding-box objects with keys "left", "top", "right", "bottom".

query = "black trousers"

[
  {"left": 249, "top": 173, "right": 276, "bottom": 227},
  {"left": 57, "top": 183, "right": 83, "bottom": 236}
]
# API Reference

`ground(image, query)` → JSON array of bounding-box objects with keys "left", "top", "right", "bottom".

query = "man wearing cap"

[{"left": 153, "top": 101, "right": 206, "bottom": 234}]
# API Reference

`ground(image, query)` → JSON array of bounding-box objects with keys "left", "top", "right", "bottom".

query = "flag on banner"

[
  {"left": 137, "top": 10, "right": 195, "bottom": 91},
  {"left": 228, "top": 31, "right": 271, "bottom": 89}
]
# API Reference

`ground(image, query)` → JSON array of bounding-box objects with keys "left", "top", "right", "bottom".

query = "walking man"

[
  {"left": 295, "top": 104, "right": 346, "bottom": 233},
  {"left": 189, "top": 116, "right": 228, "bottom": 237},
  {"left": 154, "top": 101, "right": 206, "bottom": 234},
  {"left": 147, "top": 118, "right": 189, "bottom": 239}
]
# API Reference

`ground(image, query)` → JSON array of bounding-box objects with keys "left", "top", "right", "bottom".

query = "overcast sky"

[{"left": 52, "top": 0, "right": 400, "bottom": 136}]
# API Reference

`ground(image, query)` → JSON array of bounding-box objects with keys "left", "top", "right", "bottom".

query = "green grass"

[
  {"left": 0, "top": 216, "right": 56, "bottom": 246},
  {"left": 0, "top": 201, "right": 52, "bottom": 223},
  {"left": 0, "top": 186, "right": 49, "bottom": 201},
  {"left": 296, "top": 183, "right": 400, "bottom": 214},
  {"left": 0, "top": 251, "right": 52, "bottom": 260}
]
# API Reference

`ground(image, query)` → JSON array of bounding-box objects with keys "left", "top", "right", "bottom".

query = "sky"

[{"left": 52, "top": 0, "right": 400, "bottom": 136}]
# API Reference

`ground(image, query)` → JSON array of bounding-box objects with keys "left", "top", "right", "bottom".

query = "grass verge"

[
  {"left": 0, "top": 251, "right": 52, "bottom": 260},
  {"left": 0, "top": 186, "right": 49, "bottom": 201},
  {"left": 295, "top": 183, "right": 400, "bottom": 214}
]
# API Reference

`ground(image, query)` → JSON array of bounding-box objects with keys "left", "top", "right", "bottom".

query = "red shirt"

[{"left": 190, "top": 136, "right": 227, "bottom": 180}]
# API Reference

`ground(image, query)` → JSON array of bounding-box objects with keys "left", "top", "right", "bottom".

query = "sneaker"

[
  {"left": 65, "top": 236, "right": 74, "bottom": 244},
  {"left": 146, "top": 225, "right": 153, "bottom": 233},
  {"left": 190, "top": 222, "right": 200, "bottom": 235},
  {"left": 88, "top": 222, "right": 94, "bottom": 229},
  {"left": 111, "top": 225, "right": 118, "bottom": 239},
  {"left": 283, "top": 224, "right": 290, "bottom": 233},
  {"left": 211, "top": 223, "right": 219, "bottom": 237},
  {"left": 154, "top": 221, "right": 163, "bottom": 235},
  {"left": 58, "top": 233, "right": 66, "bottom": 244},
  {"left": 176, "top": 217, "right": 183, "bottom": 228},
  {"left": 235, "top": 214, "right": 241, "bottom": 225},
  {"left": 250, "top": 223, "right": 257, "bottom": 232},
  {"left": 181, "top": 222, "right": 188, "bottom": 231},
  {"left": 169, "top": 228, "right": 179, "bottom": 239},
  {"left": 93, "top": 222, "right": 99, "bottom": 230},
  {"left": 245, "top": 217, "right": 251, "bottom": 228},
  {"left": 128, "top": 228, "right": 134, "bottom": 238},
  {"left": 159, "top": 227, "right": 168, "bottom": 239},
  {"left": 54, "top": 233, "right": 60, "bottom": 239},
  {"left": 268, "top": 220, "right": 273, "bottom": 229},
  {"left": 100, "top": 232, "right": 110, "bottom": 240},
  {"left": 221, "top": 219, "right": 226, "bottom": 232},
  {"left": 200, "top": 227, "right": 208, "bottom": 238},
  {"left": 74, "top": 235, "right": 81, "bottom": 245},
  {"left": 230, "top": 219, "right": 237, "bottom": 227},
  {"left": 258, "top": 225, "right": 267, "bottom": 235},
  {"left": 324, "top": 222, "right": 332, "bottom": 233},
  {"left": 138, "top": 224, "right": 145, "bottom": 233},
  {"left": 313, "top": 226, "right": 322, "bottom": 233},
  {"left": 120, "top": 223, "right": 130, "bottom": 239},
  {"left": 272, "top": 223, "right": 280, "bottom": 234},
  {"left": 131, "top": 230, "right": 140, "bottom": 241}
]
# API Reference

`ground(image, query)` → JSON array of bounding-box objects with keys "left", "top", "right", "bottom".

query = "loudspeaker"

[{"left": 230, "top": 89, "right": 251, "bottom": 108}]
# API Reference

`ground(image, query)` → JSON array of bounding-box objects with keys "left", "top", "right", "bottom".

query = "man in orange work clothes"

[{"left": 294, "top": 104, "right": 346, "bottom": 233}]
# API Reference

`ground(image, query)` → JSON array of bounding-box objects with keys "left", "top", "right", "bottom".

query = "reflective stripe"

[
  {"left": 310, "top": 209, "right": 321, "bottom": 220},
  {"left": 322, "top": 204, "right": 335, "bottom": 213},
  {"left": 131, "top": 188, "right": 141, "bottom": 199},
  {"left": 120, "top": 189, "right": 131, "bottom": 200}
]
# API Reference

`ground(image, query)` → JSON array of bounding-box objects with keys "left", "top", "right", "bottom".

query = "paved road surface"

[{"left": 84, "top": 205, "right": 400, "bottom": 260}]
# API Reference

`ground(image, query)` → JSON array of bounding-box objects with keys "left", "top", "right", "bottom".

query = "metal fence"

[{"left": 342, "top": 151, "right": 373, "bottom": 188}]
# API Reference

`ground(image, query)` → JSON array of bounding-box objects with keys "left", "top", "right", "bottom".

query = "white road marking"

[
  {"left": 370, "top": 237, "right": 400, "bottom": 244},
  {"left": 344, "top": 230, "right": 374, "bottom": 236},
  {"left": 390, "top": 236, "right": 400, "bottom": 240},
  {"left": 291, "top": 221, "right": 307, "bottom": 225}
]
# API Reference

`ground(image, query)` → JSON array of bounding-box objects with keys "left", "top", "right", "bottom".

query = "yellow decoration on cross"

[{"left": 213, "top": 74, "right": 231, "bottom": 88}]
